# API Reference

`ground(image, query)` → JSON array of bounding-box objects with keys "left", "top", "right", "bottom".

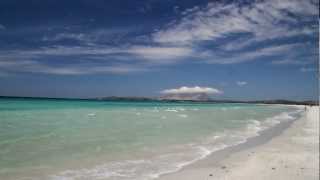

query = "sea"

[{"left": 0, "top": 98, "right": 303, "bottom": 180}]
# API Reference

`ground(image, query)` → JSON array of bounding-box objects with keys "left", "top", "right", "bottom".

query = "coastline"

[{"left": 158, "top": 106, "right": 319, "bottom": 180}]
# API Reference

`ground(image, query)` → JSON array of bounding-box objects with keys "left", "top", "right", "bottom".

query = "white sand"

[{"left": 159, "top": 106, "right": 319, "bottom": 180}]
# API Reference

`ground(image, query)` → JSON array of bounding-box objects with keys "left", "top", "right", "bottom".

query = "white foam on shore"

[
  {"left": 49, "top": 107, "right": 304, "bottom": 180},
  {"left": 87, "top": 113, "right": 96, "bottom": 117},
  {"left": 165, "top": 109, "right": 178, "bottom": 112},
  {"left": 243, "top": 108, "right": 303, "bottom": 138},
  {"left": 178, "top": 114, "right": 188, "bottom": 118}
]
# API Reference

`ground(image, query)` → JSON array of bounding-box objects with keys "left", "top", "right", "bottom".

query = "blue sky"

[{"left": 0, "top": 0, "right": 318, "bottom": 100}]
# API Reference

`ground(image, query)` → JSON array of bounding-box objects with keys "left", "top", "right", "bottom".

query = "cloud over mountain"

[{"left": 161, "top": 86, "right": 222, "bottom": 95}]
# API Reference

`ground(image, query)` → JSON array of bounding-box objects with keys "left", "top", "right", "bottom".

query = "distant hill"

[
  {"left": 96, "top": 96, "right": 156, "bottom": 102},
  {"left": 0, "top": 96, "right": 318, "bottom": 106},
  {"left": 93, "top": 96, "right": 318, "bottom": 106},
  {"left": 249, "top": 99, "right": 319, "bottom": 106}
]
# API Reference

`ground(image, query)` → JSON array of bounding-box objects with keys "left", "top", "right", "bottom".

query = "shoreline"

[{"left": 158, "top": 106, "right": 319, "bottom": 180}]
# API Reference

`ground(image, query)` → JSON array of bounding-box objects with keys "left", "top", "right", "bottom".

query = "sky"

[{"left": 0, "top": 0, "right": 319, "bottom": 100}]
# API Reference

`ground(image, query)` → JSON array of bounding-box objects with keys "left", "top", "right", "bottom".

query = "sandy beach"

[{"left": 159, "top": 106, "right": 319, "bottom": 180}]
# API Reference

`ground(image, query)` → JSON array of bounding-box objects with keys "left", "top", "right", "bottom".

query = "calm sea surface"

[{"left": 0, "top": 98, "right": 302, "bottom": 180}]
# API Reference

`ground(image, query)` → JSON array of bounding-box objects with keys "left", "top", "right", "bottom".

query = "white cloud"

[
  {"left": 0, "top": 40, "right": 313, "bottom": 75},
  {"left": 152, "top": 0, "right": 318, "bottom": 45},
  {"left": 161, "top": 86, "right": 223, "bottom": 95},
  {"left": 222, "top": 27, "right": 316, "bottom": 51},
  {"left": 0, "top": 59, "right": 146, "bottom": 75},
  {"left": 31, "top": 65, "right": 145, "bottom": 75},
  {"left": 236, "top": 81, "right": 248, "bottom": 86},
  {"left": 205, "top": 43, "right": 302, "bottom": 64},
  {"left": 0, "top": 0, "right": 318, "bottom": 76},
  {"left": 127, "top": 46, "right": 193, "bottom": 62},
  {"left": 148, "top": 0, "right": 318, "bottom": 66},
  {"left": 0, "top": 44, "right": 195, "bottom": 75},
  {"left": 271, "top": 59, "right": 314, "bottom": 65},
  {"left": 2, "top": 45, "right": 192, "bottom": 62}
]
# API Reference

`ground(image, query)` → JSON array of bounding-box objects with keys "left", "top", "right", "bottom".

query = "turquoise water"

[{"left": 0, "top": 98, "right": 302, "bottom": 180}]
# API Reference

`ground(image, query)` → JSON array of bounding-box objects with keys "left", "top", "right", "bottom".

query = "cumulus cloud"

[
  {"left": 236, "top": 81, "right": 248, "bottom": 86},
  {"left": 161, "top": 86, "right": 223, "bottom": 95}
]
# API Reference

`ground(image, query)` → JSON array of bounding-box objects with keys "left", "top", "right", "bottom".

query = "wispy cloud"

[
  {"left": 151, "top": 0, "right": 318, "bottom": 65},
  {"left": 0, "top": 24, "right": 5, "bottom": 30},
  {"left": 1, "top": 45, "right": 192, "bottom": 62},
  {"left": 204, "top": 43, "right": 303, "bottom": 64},
  {"left": 0, "top": 0, "right": 318, "bottom": 75},
  {"left": 127, "top": 46, "right": 193, "bottom": 63},
  {"left": 42, "top": 33, "right": 89, "bottom": 43},
  {"left": 0, "top": 44, "right": 194, "bottom": 75},
  {"left": 153, "top": 0, "right": 318, "bottom": 44},
  {"left": 31, "top": 64, "right": 146, "bottom": 75},
  {"left": 161, "top": 86, "right": 223, "bottom": 95},
  {"left": 300, "top": 67, "right": 317, "bottom": 72},
  {"left": 0, "top": 59, "right": 146, "bottom": 75},
  {"left": 41, "top": 26, "right": 141, "bottom": 46},
  {"left": 271, "top": 59, "right": 314, "bottom": 65},
  {"left": 221, "top": 27, "right": 316, "bottom": 51},
  {"left": 236, "top": 81, "right": 248, "bottom": 86}
]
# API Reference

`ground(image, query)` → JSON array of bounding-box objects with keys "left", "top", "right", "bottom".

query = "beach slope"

[{"left": 159, "top": 106, "right": 319, "bottom": 180}]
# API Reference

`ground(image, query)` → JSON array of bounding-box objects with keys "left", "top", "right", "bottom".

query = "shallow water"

[{"left": 0, "top": 98, "right": 302, "bottom": 180}]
